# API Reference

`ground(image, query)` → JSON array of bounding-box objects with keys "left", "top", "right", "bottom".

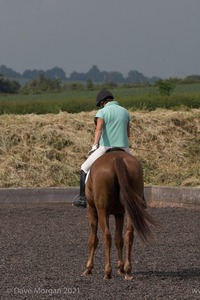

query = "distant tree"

[
  {"left": 86, "top": 79, "right": 94, "bottom": 90},
  {"left": 23, "top": 69, "right": 44, "bottom": 79},
  {"left": 184, "top": 75, "right": 200, "bottom": 83},
  {"left": 156, "top": 79, "right": 176, "bottom": 96},
  {"left": 0, "top": 76, "right": 20, "bottom": 93},
  {"left": 86, "top": 65, "right": 102, "bottom": 82},
  {"left": 126, "top": 70, "right": 148, "bottom": 84},
  {"left": 44, "top": 67, "right": 66, "bottom": 80},
  {"left": 103, "top": 71, "right": 124, "bottom": 83},
  {"left": 22, "top": 75, "right": 61, "bottom": 93},
  {"left": 0, "top": 64, "right": 21, "bottom": 78},
  {"left": 69, "top": 71, "right": 87, "bottom": 82},
  {"left": 22, "top": 69, "right": 33, "bottom": 79}
]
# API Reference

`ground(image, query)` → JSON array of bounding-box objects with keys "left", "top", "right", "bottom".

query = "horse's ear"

[{"left": 94, "top": 117, "right": 98, "bottom": 126}]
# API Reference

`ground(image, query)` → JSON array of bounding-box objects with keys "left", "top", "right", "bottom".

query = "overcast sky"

[{"left": 1, "top": 0, "right": 200, "bottom": 79}]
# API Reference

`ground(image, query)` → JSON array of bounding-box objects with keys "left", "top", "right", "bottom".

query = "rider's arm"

[
  {"left": 127, "top": 122, "right": 130, "bottom": 138},
  {"left": 94, "top": 118, "right": 104, "bottom": 145}
]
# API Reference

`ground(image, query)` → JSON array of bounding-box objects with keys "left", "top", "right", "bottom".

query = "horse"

[{"left": 83, "top": 150, "right": 156, "bottom": 280}]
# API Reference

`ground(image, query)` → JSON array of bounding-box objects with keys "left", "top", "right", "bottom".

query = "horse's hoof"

[
  {"left": 82, "top": 270, "right": 92, "bottom": 276},
  {"left": 125, "top": 274, "right": 134, "bottom": 280},
  {"left": 118, "top": 269, "right": 125, "bottom": 276},
  {"left": 103, "top": 274, "right": 112, "bottom": 280}
]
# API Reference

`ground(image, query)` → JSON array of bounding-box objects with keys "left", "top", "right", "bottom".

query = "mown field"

[
  {"left": 0, "top": 108, "right": 199, "bottom": 188},
  {"left": 0, "top": 83, "right": 200, "bottom": 114}
]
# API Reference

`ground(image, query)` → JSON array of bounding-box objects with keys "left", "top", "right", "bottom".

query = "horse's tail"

[{"left": 113, "top": 156, "right": 156, "bottom": 243}]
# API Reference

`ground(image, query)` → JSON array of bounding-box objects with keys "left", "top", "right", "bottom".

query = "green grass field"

[{"left": 0, "top": 83, "right": 200, "bottom": 114}]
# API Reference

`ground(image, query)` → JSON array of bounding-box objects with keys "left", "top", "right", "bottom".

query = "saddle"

[{"left": 106, "top": 147, "right": 125, "bottom": 153}]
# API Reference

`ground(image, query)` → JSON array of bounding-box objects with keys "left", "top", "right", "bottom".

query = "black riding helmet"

[{"left": 96, "top": 89, "right": 114, "bottom": 107}]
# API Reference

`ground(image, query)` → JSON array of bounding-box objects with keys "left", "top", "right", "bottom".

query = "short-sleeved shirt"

[{"left": 95, "top": 101, "right": 130, "bottom": 147}]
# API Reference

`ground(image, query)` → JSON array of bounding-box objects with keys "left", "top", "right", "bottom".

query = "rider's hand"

[{"left": 88, "top": 144, "right": 99, "bottom": 155}]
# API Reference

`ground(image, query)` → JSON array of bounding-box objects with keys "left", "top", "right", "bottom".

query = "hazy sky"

[{"left": 1, "top": 0, "right": 200, "bottom": 79}]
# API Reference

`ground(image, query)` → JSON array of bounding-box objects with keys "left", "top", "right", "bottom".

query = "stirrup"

[{"left": 72, "top": 195, "right": 87, "bottom": 208}]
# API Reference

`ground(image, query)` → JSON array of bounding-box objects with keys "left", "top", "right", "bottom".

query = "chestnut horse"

[{"left": 83, "top": 150, "right": 156, "bottom": 280}]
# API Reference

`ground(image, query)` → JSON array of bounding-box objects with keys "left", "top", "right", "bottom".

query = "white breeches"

[{"left": 81, "top": 146, "right": 130, "bottom": 173}]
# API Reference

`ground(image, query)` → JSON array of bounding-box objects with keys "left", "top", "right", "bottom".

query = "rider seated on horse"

[{"left": 73, "top": 89, "right": 131, "bottom": 208}]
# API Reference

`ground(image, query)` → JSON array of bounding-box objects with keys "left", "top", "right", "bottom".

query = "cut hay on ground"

[{"left": 0, "top": 109, "right": 199, "bottom": 188}]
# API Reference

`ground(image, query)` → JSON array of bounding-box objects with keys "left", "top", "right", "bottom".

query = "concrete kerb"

[
  {"left": 145, "top": 186, "right": 200, "bottom": 209},
  {"left": 0, "top": 186, "right": 199, "bottom": 209},
  {"left": 0, "top": 187, "right": 78, "bottom": 208}
]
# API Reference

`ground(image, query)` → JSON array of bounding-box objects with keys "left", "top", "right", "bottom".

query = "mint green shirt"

[{"left": 95, "top": 101, "right": 130, "bottom": 147}]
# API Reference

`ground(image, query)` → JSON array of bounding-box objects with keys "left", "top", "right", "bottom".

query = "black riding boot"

[
  {"left": 73, "top": 170, "right": 87, "bottom": 208},
  {"left": 142, "top": 194, "right": 147, "bottom": 209}
]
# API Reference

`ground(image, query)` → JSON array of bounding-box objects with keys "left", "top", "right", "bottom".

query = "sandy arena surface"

[{"left": 0, "top": 205, "right": 199, "bottom": 300}]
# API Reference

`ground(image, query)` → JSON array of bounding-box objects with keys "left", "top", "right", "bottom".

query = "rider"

[{"left": 73, "top": 89, "right": 131, "bottom": 208}]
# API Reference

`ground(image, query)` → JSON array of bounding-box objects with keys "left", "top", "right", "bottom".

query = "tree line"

[
  {"left": 1, "top": 64, "right": 200, "bottom": 94},
  {"left": 0, "top": 64, "right": 159, "bottom": 84}
]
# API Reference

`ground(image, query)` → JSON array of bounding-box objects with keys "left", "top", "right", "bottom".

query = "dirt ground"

[{"left": 0, "top": 205, "right": 199, "bottom": 300}]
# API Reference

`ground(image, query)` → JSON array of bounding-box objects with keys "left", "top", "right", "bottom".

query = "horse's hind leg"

[
  {"left": 98, "top": 210, "right": 112, "bottom": 279},
  {"left": 124, "top": 217, "right": 134, "bottom": 280},
  {"left": 114, "top": 213, "right": 125, "bottom": 275},
  {"left": 83, "top": 207, "right": 98, "bottom": 276}
]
